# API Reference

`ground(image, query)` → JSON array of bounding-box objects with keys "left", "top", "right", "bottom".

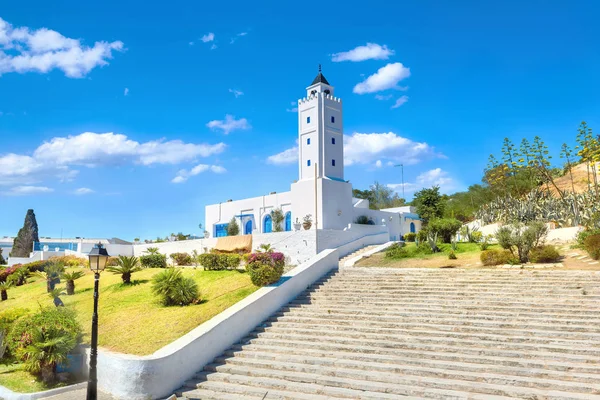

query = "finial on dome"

[{"left": 318, "top": 64, "right": 322, "bottom": 73}]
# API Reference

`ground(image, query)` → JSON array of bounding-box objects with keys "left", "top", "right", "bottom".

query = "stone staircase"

[
  {"left": 174, "top": 267, "right": 600, "bottom": 399},
  {"left": 338, "top": 244, "right": 380, "bottom": 267}
]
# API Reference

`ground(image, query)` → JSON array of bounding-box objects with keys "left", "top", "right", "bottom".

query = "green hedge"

[
  {"left": 170, "top": 252, "right": 193, "bottom": 266},
  {"left": 480, "top": 249, "right": 515, "bottom": 266},
  {"left": 584, "top": 234, "right": 600, "bottom": 260},
  {"left": 529, "top": 245, "right": 561, "bottom": 263},
  {"left": 140, "top": 254, "right": 167, "bottom": 268},
  {"left": 198, "top": 253, "right": 241, "bottom": 270}
]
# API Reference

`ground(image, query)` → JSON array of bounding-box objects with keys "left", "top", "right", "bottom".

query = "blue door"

[
  {"left": 285, "top": 212, "right": 292, "bottom": 231},
  {"left": 410, "top": 222, "right": 416, "bottom": 233},
  {"left": 215, "top": 223, "right": 228, "bottom": 237},
  {"left": 263, "top": 215, "right": 272, "bottom": 233},
  {"left": 245, "top": 220, "right": 253, "bottom": 235}
]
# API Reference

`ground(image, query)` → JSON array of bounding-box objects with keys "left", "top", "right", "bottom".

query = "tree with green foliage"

[
  {"left": 227, "top": 216, "right": 240, "bottom": 236},
  {"left": 352, "top": 182, "right": 405, "bottom": 210},
  {"left": 427, "top": 218, "right": 462, "bottom": 243},
  {"left": 270, "top": 208, "right": 285, "bottom": 232},
  {"left": 61, "top": 271, "right": 85, "bottom": 295},
  {"left": 413, "top": 186, "right": 445, "bottom": 224},
  {"left": 10, "top": 209, "right": 39, "bottom": 257}
]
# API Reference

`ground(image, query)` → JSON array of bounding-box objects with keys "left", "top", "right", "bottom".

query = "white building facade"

[{"left": 204, "top": 68, "right": 422, "bottom": 241}]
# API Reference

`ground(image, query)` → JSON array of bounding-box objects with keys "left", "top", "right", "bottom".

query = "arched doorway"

[
  {"left": 410, "top": 222, "right": 416, "bottom": 233},
  {"left": 285, "top": 212, "right": 292, "bottom": 231},
  {"left": 263, "top": 215, "right": 272, "bottom": 233},
  {"left": 244, "top": 220, "right": 253, "bottom": 235}
]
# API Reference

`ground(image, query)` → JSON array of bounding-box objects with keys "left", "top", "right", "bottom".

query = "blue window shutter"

[
  {"left": 307, "top": 160, "right": 311, "bottom": 167},
  {"left": 332, "top": 137, "right": 335, "bottom": 145},
  {"left": 331, "top": 116, "right": 335, "bottom": 123},
  {"left": 332, "top": 159, "right": 335, "bottom": 166},
  {"left": 307, "top": 138, "right": 310, "bottom": 145},
  {"left": 307, "top": 116, "right": 310, "bottom": 123}
]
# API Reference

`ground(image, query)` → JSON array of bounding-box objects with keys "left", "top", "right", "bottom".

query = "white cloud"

[
  {"left": 201, "top": 33, "right": 215, "bottom": 43},
  {"left": 267, "top": 132, "right": 442, "bottom": 167},
  {"left": 331, "top": 43, "right": 394, "bottom": 62},
  {"left": 375, "top": 94, "right": 393, "bottom": 101},
  {"left": 172, "top": 164, "right": 226, "bottom": 183},
  {"left": 228, "top": 89, "right": 243, "bottom": 98},
  {"left": 188, "top": 41, "right": 194, "bottom": 46},
  {"left": 391, "top": 95, "right": 409, "bottom": 109},
  {"left": 388, "top": 168, "right": 456, "bottom": 194},
  {"left": 210, "top": 44, "right": 217, "bottom": 50},
  {"left": 206, "top": 115, "right": 250, "bottom": 135},
  {"left": 286, "top": 101, "right": 298, "bottom": 113},
  {"left": 353, "top": 63, "right": 410, "bottom": 94},
  {"left": 124, "top": 87, "right": 129, "bottom": 96},
  {"left": 0, "top": 17, "right": 124, "bottom": 78},
  {"left": 267, "top": 146, "right": 298, "bottom": 165},
  {"left": 230, "top": 32, "right": 248, "bottom": 44},
  {"left": 6, "top": 186, "right": 53, "bottom": 196},
  {"left": 0, "top": 132, "right": 226, "bottom": 186},
  {"left": 344, "top": 132, "right": 443, "bottom": 166},
  {"left": 73, "top": 187, "right": 94, "bottom": 195}
]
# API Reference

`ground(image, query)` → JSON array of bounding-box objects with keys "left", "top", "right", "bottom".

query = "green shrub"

[
  {"left": 140, "top": 254, "right": 167, "bottom": 268},
  {"left": 494, "top": 222, "right": 548, "bottom": 263},
  {"left": 403, "top": 233, "right": 416, "bottom": 242},
  {"left": 584, "top": 234, "right": 600, "bottom": 260},
  {"left": 480, "top": 249, "right": 514, "bottom": 266},
  {"left": 577, "top": 228, "right": 600, "bottom": 248},
  {"left": 529, "top": 245, "right": 561, "bottom": 263},
  {"left": 471, "top": 231, "right": 483, "bottom": 243},
  {"left": 355, "top": 215, "right": 370, "bottom": 225},
  {"left": 6, "top": 307, "right": 81, "bottom": 362},
  {"left": 198, "top": 253, "right": 241, "bottom": 270},
  {"left": 448, "top": 251, "right": 457, "bottom": 260},
  {"left": 151, "top": 268, "right": 199, "bottom": 306},
  {"left": 170, "top": 252, "right": 193, "bottom": 266},
  {"left": 0, "top": 308, "right": 30, "bottom": 334},
  {"left": 427, "top": 218, "right": 462, "bottom": 243},
  {"left": 21, "top": 260, "right": 52, "bottom": 273},
  {"left": 48, "top": 255, "right": 88, "bottom": 268},
  {"left": 246, "top": 252, "right": 285, "bottom": 286},
  {"left": 385, "top": 243, "right": 408, "bottom": 259},
  {"left": 416, "top": 229, "right": 428, "bottom": 243}
]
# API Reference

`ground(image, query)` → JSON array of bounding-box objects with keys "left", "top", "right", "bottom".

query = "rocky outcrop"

[{"left": 10, "top": 209, "right": 39, "bottom": 257}]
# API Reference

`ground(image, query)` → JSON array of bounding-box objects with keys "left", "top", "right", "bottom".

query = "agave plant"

[
  {"left": 0, "top": 281, "right": 12, "bottom": 301},
  {"left": 106, "top": 256, "right": 142, "bottom": 284},
  {"left": 61, "top": 270, "right": 85, "bottom": 295}
]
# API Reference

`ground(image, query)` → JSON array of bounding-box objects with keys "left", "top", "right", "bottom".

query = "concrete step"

[
  {"left": 200, "top": 363, "right": 600, "bottom": 400},
  {"left": 225, "top": 344, "right": 600, "bottom": 377},
  {"left": 190, "top": 371, "right": 516, "bottom": 400},
  {"left": 209, "top": 355, "right": 600, "bottom": 395},
  {"left": 177, "top": 387, "right": 262, "bottom": 399}
]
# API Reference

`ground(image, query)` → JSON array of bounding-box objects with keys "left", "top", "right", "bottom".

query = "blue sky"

[{"left": 1, "top": 0, "right": 599, "bottom": 241}]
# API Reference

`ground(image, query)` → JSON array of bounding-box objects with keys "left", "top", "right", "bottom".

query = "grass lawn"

[
  {"left": 356, "top": 242, "right": 499, "bottom": 268},
  {"left": 0, "top": 363, "right": 63, "bottom": 393},
  {"left": 0, "top": 268, "right": 258, "bottom": 356}
]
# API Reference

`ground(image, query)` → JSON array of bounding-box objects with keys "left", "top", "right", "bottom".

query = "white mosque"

[{"left": 204, "top": 68, "right": 421, "bottom": 240}]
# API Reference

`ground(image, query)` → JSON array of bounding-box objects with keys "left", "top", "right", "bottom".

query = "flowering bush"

[
  {"left": 198, "top": 253, "right": 241, "bottom": 270},
  {"left": 0, "top": 265, "right": 26, "bottom": 283},
  {"left": 21, "top": 260, "right": 52, "bottom": 272},
  {"left": 48, "top": 255, "right": 88, "bottom": 268},
  {"left": 246, "top": 252, "right": 285, "bottom": 286}
]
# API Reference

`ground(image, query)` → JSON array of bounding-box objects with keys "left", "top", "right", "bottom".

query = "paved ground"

[{"left": 43, "top": 389, "right": 114, "bottom": 399}]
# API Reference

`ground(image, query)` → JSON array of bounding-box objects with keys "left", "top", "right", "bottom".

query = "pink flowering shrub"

[{"left": 246, "top": 252, "right": 285, "bottom": 286}]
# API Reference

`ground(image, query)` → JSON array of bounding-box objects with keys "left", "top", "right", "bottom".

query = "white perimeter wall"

[{"left": 86, "top": 249, "right": 340, "bottom": 399}]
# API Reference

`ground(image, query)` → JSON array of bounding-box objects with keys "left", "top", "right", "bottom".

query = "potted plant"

[
  {"left": 303, "top": 214, "right": 313, "bottom": 230},
  {"left": 293, "top": 218, "right": 302, "bottom": 231}
]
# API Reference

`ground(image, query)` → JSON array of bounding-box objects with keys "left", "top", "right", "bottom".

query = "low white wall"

[
  {"left": 8, "top": 251, "right": 63, "bottom": 266},
  {"left": 317, "top": 224, "right": 388, "bottom": 254},
  {"left": 78, "top": 243, "right": 134, "bottom": 257},
  {"left": 0, "top": 382, "right": 87, "bottom": 400},
  {"left": 88, "top": 249, "right": 339, "bottom": 399}
]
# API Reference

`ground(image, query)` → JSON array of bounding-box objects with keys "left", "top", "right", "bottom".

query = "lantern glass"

[{"left": 88, "top": 243, "right": 110, "bottom": 273}]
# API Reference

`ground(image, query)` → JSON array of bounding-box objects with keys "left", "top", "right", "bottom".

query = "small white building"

[{"left": 205, "top": 68, "right": 422, "bottom": 241}]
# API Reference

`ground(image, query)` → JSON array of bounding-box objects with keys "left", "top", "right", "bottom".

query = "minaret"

[
  {"left": 291, "top": 66, "right": 353, "bottom": 231},
  {"left": 297, "top": 65, "right": 344, "bottom": 182}
]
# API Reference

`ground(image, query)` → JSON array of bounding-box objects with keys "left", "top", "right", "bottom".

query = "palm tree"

[
  {"left": 48, "top": 288, "right": 66, "bottom": 307},
  {"left": 151, "top": 268, "right": 199, "bottom": 306},
  {"left": 0, "top": 281, "right": 12, "bottom": 301},
  {"left": 145, "top": 247, "right": 160, "bottom": 255},
  {"left": 37, "top": 262, "right": 65, "bottom": 292},
  {"left": 61, "top": 271, "right": 85, "bottom": 295},
  {"left": 20, "top": 326, "right": 76, "bottom": 384},
  {"left": 106, "top": 255, "right": 142, "bottom": 284}
]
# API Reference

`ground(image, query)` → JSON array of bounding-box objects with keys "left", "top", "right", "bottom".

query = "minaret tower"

[
  {"left": 297, "top": 65, "right": 344, "bottom": 182},
  {"left": 291, "top": 66, "right": 353, "bottom": 231}
]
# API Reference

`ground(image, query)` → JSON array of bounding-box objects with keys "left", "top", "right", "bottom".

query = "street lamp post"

[
  {"left": 394, "top": 164, "right": 405, "bottom": 200},
  {"left": 87, "top": 242, "right": 110, "bottom": 400}
]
